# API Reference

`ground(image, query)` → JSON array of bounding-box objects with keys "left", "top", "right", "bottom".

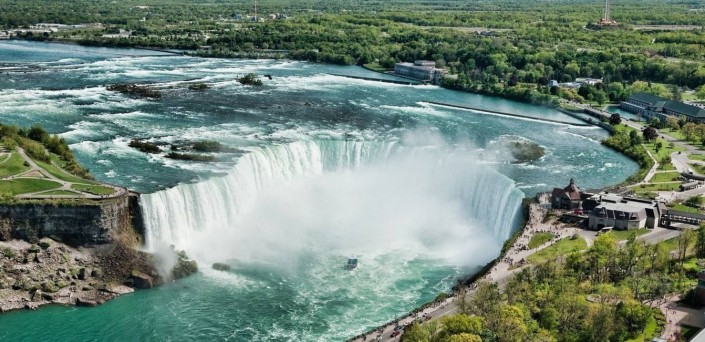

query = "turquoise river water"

[{"left": 0, "top": 41, "right": 637, "bottom": 341}]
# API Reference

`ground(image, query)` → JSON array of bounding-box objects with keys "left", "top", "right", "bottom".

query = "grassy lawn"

[
  {"left": 643, "top": 138, "right": 685, "bottom": 161},
  {"left": 660, "top": 238, "right": 679, "bottom": 253},
  {"left": 38, "top": 190, "right": 81, "bottom": 196},
  {"left": 690, "top": 163, "right": 705, "bottom": 175},
  {"left": 362, "top": 62, "right": 390, "bottom": 72},
  {"left": 650, "top": 171, "right": 681, "bottom": 182},
  {"left": 528, "top": 232, "right": 554, "bottom": 249},
  {"left": 680, "top": 325, "right": 701, "bottom": 341},
  {"left": 34, "top": 159, "right": 92, "bottom": 184},
  {"left": 633, "top": 182, "right": 682, "bottom": 193},
  {"left": 657, "top": 162, "right": 675, "bottom": 171},
  {"left": 560, "top": 103, "right": 584, "bottom": 111},
  {"left": 659, "top": 237, "right": 695, "bottom": 255},
  {"left": 0, "top": 179, "right": 62, "bottom": 196},
  {"left": 670, "top": 204, "right": 702, "bottom": 214},
  {"left": 689, "top": 154, "right": 705, "bottom": 161},
  {"left": 527, "top": 237, "right": 587, "bottom": 264},
  {"left": 71, "top": 184, "right": 115, "bottom": 196},
  {"left": 0, "top": 152, "right": 30, "bottom": 178},
  {"left": 682, "top": 257, "right": 703, "bottom": 273},
  {"left": 659, "top": 128, "right": 687, "bottom": 141},
  {"left": 608, "top": 229, "right": 650, "bottom": 241}
]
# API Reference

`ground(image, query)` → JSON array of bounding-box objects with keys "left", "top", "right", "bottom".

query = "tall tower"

[
  {"left": 254, "top": 0, "right": 258, "bottom": 21},
  {"left": 599, "top": 0, "right": 617, "bottom": 26}
]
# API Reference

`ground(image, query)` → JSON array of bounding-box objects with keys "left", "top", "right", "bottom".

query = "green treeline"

[
  {"left": 3, "top": 0, "right": 705, "bottom": 106},
  {"left": 404, "top": 231, "right": 701, "bottom": 342}
]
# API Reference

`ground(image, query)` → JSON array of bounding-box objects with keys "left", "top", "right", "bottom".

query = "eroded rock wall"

[{"left": 0, "top": 193, "right": 143, "bottom": 246}]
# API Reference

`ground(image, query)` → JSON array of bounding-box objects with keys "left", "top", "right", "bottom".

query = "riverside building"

[
  {"left": 621, "top": 92, "right": 705, "bottom": 123},
  {"left": 393, "top": 60, "right": 447, "bottom": 84}
]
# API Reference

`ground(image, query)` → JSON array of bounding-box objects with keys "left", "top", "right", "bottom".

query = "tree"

[
  {"left": 696, "top": 226, "right": 705, "bottom": 259},
  {"left": 696, "top": 124, "right": 705, "bottom": 142},
  {"left": 677, "top": 228, "right": 694, "bottom": 265},
  {"left": 616, "top": 300, "right": 652, "bottom": 335},
  {"left": 666, "top": 115, "right": 680, "bottom": 130},
  {"left": 655, "top": 141, "right": 663, "bottom": 152},
  {"left": 455, "top": 285, "right": 469, "bottom": 314},
  {"left": 587, "top": 233, "right": 617, "bottom": 282},
  {"left": 696, "top": 85, "right": 705, "bottom": 100},
  {"left": 584, "top": 304, "right": 620, "bottom": 342},
  {"left": 643, "top": 126, "right": 658, "bottom": 141},
  {"left": 649, "top": 117, "right": 664, "bottom": 129},
  {"left": 595, "top": 90, "right": 608, "bottom": 105},
  {"left": 447, "top": 333, "right": 482, "bottom": 342},
  {"left": 683, "top": 122, "right": 697, "bottom": 141},
  {"left": 660, "top": 155, "right": 671, "bottom": 167},
  {"left": 609, "top": 113, "right": 622, "bottom": 125},
  {"left": 607, "top": 82, "right": 625, "bottom": 101},
  {"left": 468, "top": 282, "right": 502, "bottom": 330},
  {"left": 679, "top": 115, "right": 688, "bottom": 129},
  {"left": 496, "top": 304, "right": 528, "bottom": 342},
  {"left": 27, "top": 124, "right": 48, "bottom": 142},
  {"left": 441, "top": 315, "right": 485, "bottom": 336}
]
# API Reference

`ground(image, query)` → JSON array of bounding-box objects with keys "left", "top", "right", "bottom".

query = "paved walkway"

[{"left": 658, "top": 295, "right": 705, "bottom": 340}]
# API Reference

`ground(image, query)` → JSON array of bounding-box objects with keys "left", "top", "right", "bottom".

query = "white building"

[
  {"left": 588, "top": 194, "right": 664, "bottom": 230},
  {"left": 575, "top": 77, "right": 603, "bottom": 86},
  {"left": 393, "top": 60, "right": 447, "bottom": 84}
]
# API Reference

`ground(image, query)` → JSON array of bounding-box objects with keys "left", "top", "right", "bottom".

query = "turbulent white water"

[{"left": 141, "top": 133, "right": 524, "bottom": 269}]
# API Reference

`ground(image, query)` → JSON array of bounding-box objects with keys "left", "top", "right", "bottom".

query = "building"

[
  {"left": 551, "top": 178, "right": 585, "bottom": 210},
  {"left": 621, "top": 92, "right": 705, "bottom": 123},
  {"left": 393, "top": 60, "right": 447, "bottom": 84},
  {"left": 696, "top": 270, "right": 705, "bottom": 306},
  {"left": 547, "top": 80, "right": 559, "bottom": 88},
  {"left": 558, "top": 82, "right": 581, "bottom": 89},
  {"left": 575, "top": 78, "right": 603, "bottom": 86},
  {"left": 588, "top": 194, "right": 664, "bottom": 230}
]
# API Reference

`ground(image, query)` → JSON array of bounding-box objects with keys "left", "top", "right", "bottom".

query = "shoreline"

[{"left": 6, "top": 37, "right": 593, "bottom": 112}]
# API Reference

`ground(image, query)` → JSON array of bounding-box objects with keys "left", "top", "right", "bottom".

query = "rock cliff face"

[
  {"left": 0, "top": 192, "right": 198, "bottom": 313},
  {"left": 0, "top": 193, "right": 144, "bottom": 246}
]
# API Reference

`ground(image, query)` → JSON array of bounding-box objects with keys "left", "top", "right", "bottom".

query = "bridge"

[{"left": 661, "top": 210, "right": 705, "bottom": 227}]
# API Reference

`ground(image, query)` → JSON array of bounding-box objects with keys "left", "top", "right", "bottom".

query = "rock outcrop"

[
  {"left": 0, "top": 238, "right": 134, "bottom": 313},
  {"left": 0, "top": 192, "right": 198, "bottom": 313},
  {"left": 212, "top": 262, "right": 231, "bottom": 271}
]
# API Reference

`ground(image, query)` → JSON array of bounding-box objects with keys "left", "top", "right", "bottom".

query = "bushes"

[{"left": 237, "top": 73, "right": 263, "bottom": 86}]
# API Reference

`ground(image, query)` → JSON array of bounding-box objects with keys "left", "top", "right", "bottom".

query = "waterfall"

[{"left": 140, "top": 138, "right": 525, "bottom": 266}]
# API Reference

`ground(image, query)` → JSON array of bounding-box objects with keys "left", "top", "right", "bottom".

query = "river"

[{"left": 0, "top": 40, "right": 637, "bottom": 341}]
